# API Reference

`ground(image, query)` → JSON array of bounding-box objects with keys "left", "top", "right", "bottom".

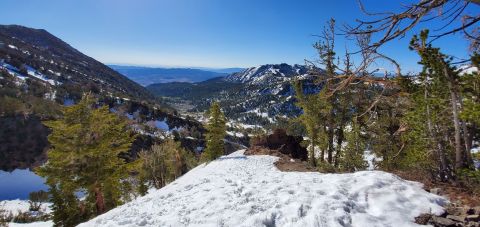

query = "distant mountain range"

[
  {"left": 109, "top": 65, "right": 244, "bottom": 86},
  {"left": 147, "top": 63, "right": 322, "bottom": 126}
]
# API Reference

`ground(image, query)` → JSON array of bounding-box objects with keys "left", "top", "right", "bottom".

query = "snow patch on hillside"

[
  {"left": 0, "top": 200, "right": 52, "bottom": 216},
  {"left": 79, "top": 150, "right": 446, "bottom": 227},
  {"left": 8, "top": 221, "right": 53, "bottom": 227},
  {"left": 25, "top": 65, "right": 56, "bottom": 85},
  {"left": 458, "top": 65, "right": 478, "bottom": 75}
]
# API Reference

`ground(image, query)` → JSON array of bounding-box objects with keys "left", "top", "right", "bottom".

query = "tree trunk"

[
  {"left": 310, "top": 133, "right": 317, "bottom": 167},
  {"left": 425, "top": 85, "right": 449, "bottom": 181},
  {"left": 463, "top": 123, "right": 474, "bottom": 167},
  {"left": 327, "top": 127, "right": 334, "bottom": 164},
  {"left": 444, "top": 65, "right": 465, "bottom": 170},
  {"left": 94, "top": 183, "right": 105, "bottom": 215},
  {"left": 334, "top": 125, "right": 344, "bottom": 167},
  {"left": 458, "top": 97, "right": 474, "bottom": 167},
  {"left": 321, "top": 125, "right": 327, "bottom": 162}
]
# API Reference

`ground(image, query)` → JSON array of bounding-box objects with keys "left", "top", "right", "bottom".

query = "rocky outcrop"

[
  {"left": 250, "top": 128, "right": 308, "bottom": 161},
  {"left": 416, "top": 201, "right": 480, "bottom": 227}
]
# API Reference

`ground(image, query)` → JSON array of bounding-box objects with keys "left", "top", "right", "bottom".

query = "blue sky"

[{"left": 0, "top": 0, "right": 475, "bottom": 72}]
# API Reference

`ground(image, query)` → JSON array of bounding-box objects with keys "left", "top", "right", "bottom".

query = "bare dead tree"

[
  {"left": 305, "top": 19, "right": 400, "bottom": 123},
  {"left": 347, "top": 0, "right": 480, "bottom": 54}
]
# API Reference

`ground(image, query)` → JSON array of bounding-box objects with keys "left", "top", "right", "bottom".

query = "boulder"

[
  {"left": 251, "top": 129, "right": 307, "bottom": 160},
  {"left": 430, "top": 216, "right": 457, "bottom": 227},
  {"left": 446, "top": 215, "right": 466, "bottom": 222},
  {"left": 446, "top": 205, "right": 467, "bottom": 216}
]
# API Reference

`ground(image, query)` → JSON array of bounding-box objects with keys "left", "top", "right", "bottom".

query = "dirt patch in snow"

[
  {"left": 245, "top": 147, "right": 316, "bottom": 172},
  {"left": 393, "top": 170, "right": 480, "bottom": 207}
]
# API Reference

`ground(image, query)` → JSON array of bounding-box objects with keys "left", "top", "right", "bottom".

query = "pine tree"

[
  {"left": 410, "top": 30, "right": 473, "bottom": 170},
  {"left": 459, "top": 54, "right": 480, "bottom": 166},
  {"left": 201, "top": 102, "right": 226, "bottom": 162},
  {"left": 37, "top": 94, "right": 136, "bottom": 226},
  {"left": 401, "top": 30, "right": 478, "bottom": 180},
  {"left": 294, "top": 81, "right": 329, "bottom": 167},
  {"left": 341, "top": 117, "right": 368, "bottom": 172}
]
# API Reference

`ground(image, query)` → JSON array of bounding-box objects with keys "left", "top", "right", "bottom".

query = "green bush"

[{"left": 457, "top": 168, "right": 480, "bottom": 194}]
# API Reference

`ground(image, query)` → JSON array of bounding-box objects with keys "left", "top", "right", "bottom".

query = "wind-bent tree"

[{"left": 410, "top": 30, "right": 474, "bottom": 170}]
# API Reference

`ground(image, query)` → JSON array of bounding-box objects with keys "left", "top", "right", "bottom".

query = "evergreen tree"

[
  {"left": 401, "top": 30, "right": 478, "bottom": 180},
  {"left": 341, "top": 117, "right": 368, "bottom": 172},
  {"left": 201, "top": 102, "right": 227, "bottom": 162},
  {"left": 410, "top": 30, "right": 472, "bottom": 170},
  {"left": 37, "top": 94, "right": 137, "bottom": 226},
  {"left": 294, "top": 81, "right": 330, "bottom": 167},
  {"left": 367, "top": 93, "right": 407, "bottom": 171}
]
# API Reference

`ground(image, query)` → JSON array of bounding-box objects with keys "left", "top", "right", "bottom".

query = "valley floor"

[{"left": 79, "top": 150, "right": 446, "bottom": 227}]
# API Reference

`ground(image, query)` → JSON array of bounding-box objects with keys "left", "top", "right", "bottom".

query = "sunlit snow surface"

[
  {"left": 79, "top": 150, "right": 446, "bottom": 227},
  {"left": 0, "top": 200, "right": 53, "bottom": 227}
]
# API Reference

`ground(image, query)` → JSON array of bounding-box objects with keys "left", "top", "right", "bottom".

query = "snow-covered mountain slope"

[
  {"left": 148, "top": 63, "right": 321, "bottom": 126},
  {"left": 79, "top": 150, "right": 446, "bottom": 227},
  {"left": 0, "top": 25, "right": 154, "bottom": 101},
  {"left": 225, "top": 63, "right": 312, "bottom": 85},
  {"left": 458, "top": 64, "right": 478, "bottom": 75}
]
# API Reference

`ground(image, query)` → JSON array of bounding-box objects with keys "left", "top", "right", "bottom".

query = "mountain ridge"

[
  {"left": 147, "top": 63, "right": 321, "bottom": 126},
  {"left": 0, "top": 24, "right": 154, "bottom": 102}
]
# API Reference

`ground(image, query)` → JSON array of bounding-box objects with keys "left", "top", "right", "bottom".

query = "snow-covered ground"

[
  {"left": 9, "top": 221, "right": 53, "bottom": 227},
  {"left": 0, "top": 200, "right": 53, "bottom": 227},
  {"left": 0, "top": 200, "right": 51, "bottom": 216},
  {"left": 79, "top": 150, "right": 446, "bottom": 227}
]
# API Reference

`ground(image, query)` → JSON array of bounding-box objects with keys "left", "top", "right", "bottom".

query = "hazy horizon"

[{"left": 0, "top": 0, "right": 475, "bottom": 72}]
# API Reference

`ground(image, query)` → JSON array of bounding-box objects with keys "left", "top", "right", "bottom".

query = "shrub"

[
  {"left": 140, "top": 139, "right": 197, "bottom": 189},
  {"left": 29, "top": 190, "right": 49, "bottom": 212},
  {"left": 0, "top": 208, "right": 13, "bottom": 227}
]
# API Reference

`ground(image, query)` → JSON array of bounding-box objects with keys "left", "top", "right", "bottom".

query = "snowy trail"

[{"left": 79, "top": 150, "right": 446, "bottom": 227}]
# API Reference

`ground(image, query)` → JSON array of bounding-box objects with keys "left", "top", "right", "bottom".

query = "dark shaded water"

[{"left": 0, "top": 169, "right": 48, "bottom": 200}]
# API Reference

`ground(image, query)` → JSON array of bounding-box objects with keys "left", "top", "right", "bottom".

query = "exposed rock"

[
  {"left": 466, "top": 215, "right": 479, "bottom": 222},
  {"left": 472, "top": 206, "right": 480, "bottom": 215},
  {"left": 446, "top": 205, "right": 468, "bottom": 216},
  {"left": 466, "top": 221, "right": 480, "bottom": 227},
  {"left": 467, "top": 207, "right": 476, "bottom": 215},
  {"left": 250, "top": 128, "right": 307, "bottom": 160},
  {"left": 430, "top": 216, "right": 457, "bottom": 227},
  {"left": 430, "top": 188, "right": 443, "bottom": 195},
  {"left": 415, "top": 213, "right": 432, "bottom": 225},
  {"left": 420, "top": 203, "right": 480, "bottom": 227},
  {"left": 245, "top": 146, "right": 315, "bottom": 172},
  {"left": 446, "top": 215, "right": 466, "bottom": 222}
]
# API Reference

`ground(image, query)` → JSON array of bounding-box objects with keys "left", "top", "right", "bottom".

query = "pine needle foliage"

[{"left": 36, "top": 94, "right": 136, "bottom": 226}]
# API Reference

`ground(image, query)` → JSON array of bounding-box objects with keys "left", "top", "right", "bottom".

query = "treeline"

[{"left": 293, "top": 22, "right": 479, "bottom": 188}]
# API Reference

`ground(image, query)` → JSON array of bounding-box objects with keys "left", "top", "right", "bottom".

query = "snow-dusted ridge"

[
  {"left": 225, "top": 64, "right": 311, "bottom": 85},
  {"left": 79, "top": 150, "right": 446, "bottom": 227}
]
